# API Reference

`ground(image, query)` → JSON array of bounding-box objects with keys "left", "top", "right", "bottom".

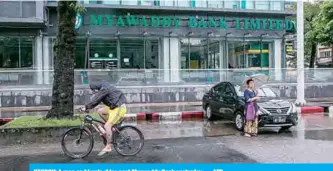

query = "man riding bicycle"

[{"left": 81, "top": 81, "right": 126, "bottom": 156}]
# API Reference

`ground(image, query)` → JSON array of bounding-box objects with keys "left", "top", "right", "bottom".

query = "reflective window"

[
  {"left": 121, "top": 0, "right": 139, "bottom": 5},
  {"left": 119, "top": 38, "right": 159, "bottom": 69},
  {"left": 160, "top": 0, "right": 174, "bottom": 6},
  {"left": 141, "top": 0, "right": 155, "bottom": 6},
  {"left": 0, "top": 36, "right": 33, "bottom": 68},
  {"left": 144, "top": 39, "right": 159, "bottom": 69},
  {"left": 195, "top": 0, "right": 207, "bottom": 7},
  {"left": 208, "top": 0, "right": 222, "bottom": 8},
  {"left": 225, "top": 0, "right": 239, "bottom": 9},
  {"left": 75, "top": 38, "right": 87, "bottom": 69},
  {"left": 89, "top": 39, "right": 118, "bottom": 69},
  {"left": 177, "top": 0, "right": 190, "bottom": 7},
  {"left": 103, "top": 0, "right": 120, "bottom": 5},
  {"left": 270, "top": 1, "right": 282, "bottom": 11},
  {"left": 228, "top": 39, "right": 271, "bottom": 68},
  {"left": 245, "top": 0, "right": 255, "bottom": 9},
  {"left": 255, "top": 1, "right": 269, "bottom": 10}
]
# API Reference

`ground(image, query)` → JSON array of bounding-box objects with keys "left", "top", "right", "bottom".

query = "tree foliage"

[{"left": 315, "top": 1, "right": 333, "bottom": 46}]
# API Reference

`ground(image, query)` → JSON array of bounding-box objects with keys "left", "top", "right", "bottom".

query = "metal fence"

[{"left": 0, "top": 68, "right": 333, "bottom": 86}]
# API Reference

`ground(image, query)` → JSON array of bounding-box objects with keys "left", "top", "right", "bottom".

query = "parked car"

[{"left": 202, "top": 82, "right": 298, "bottom": 131}]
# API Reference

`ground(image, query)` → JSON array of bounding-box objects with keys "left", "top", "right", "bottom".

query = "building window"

[
  {"left": 228, "top": 39, "right": 271, "bottom": 68},
  {"left": 89, "top": 38, "right": 118, "bottom": 69},
  {"left": 255, "top": 1, "right": 269, "bottom": 10},
  {"left": 225, "top": 0, "right": 239, "bottom": 9},
  {"left": 177, "top": 0, "right": 190, "bottom": 7},
  {"left": 160, "top": 0, "right": 174, "bottom": 6},
  {"left": 121, "top": 0, "right": 139, "bottom": 5},
  {"left": 103, "top": 0, "right": 120, "bottom": 5},
  {"left": 270, "top": 1, "right": 282, "bottom": 11},
  {"left": 141, "top": 0, "right": 155, "bottom": 6},
  {"left": 194, "top": 0, "right": 207, "bottom": 8},
  {"left": 75, "top": 38, "right": 87, "bottom": 69},
  {"left": 0, "top": 36, "right": 33, "bottom": 68},
  {"left": 208, "top": 0, "right": 222, "bottom": 8},
  {"left": 245, "top": 0, "right": 255, "bottom": 9}
]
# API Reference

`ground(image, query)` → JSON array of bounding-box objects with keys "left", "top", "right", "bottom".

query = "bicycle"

[{"left": 61, "top": 112, "right": 144, "bottom": 159}]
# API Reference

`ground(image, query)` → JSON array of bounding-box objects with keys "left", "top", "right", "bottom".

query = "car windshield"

[{"left": 235, "top": 86, "right": 277, "bottom": 98}]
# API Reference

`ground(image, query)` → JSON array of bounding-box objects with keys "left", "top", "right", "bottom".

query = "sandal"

[
  {"left": 97, "top": 149, "right": 111, "bottom": 156},
  {"left": 244, "top": 133, "right": 251, "bottom": 137}
]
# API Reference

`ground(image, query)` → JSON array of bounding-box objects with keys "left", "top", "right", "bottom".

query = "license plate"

[{"left": 273, "top": 117, "right": 286, "bottom": 123}]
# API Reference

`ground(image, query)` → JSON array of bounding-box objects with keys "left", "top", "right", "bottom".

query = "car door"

[
  {"left": 210, "top": 84, "right": 227, "bottom": 117},
  {"left": 221, "top": 83, "right": 238, "bottom": 119}
]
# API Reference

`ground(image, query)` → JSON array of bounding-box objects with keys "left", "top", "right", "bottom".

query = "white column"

[
  {"left": 35, "top": 36, "right": 43, "bottom": 84},
  {"left": 296, "top": 0, "right": 306, "bottom": 105},
  {"left": 163, "top": 37, "right": 180, "bottom": 82},
  {"left": 219, "top": 40, "right": 225, "bottom": 82},
  {"left": 274, "top": 39, "right": 282, "bottom": 81},
  {"left": 43, "top": 37, "right": 51, "bottom": 84}
]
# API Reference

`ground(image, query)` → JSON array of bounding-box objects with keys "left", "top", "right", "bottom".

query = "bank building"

[{"left": 0, "top": 0, "right": 295, "bottom": 85}]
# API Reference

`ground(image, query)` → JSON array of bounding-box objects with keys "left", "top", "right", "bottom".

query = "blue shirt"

[{"left": 244, "top": 89, "right": 255, "bottom": 103}]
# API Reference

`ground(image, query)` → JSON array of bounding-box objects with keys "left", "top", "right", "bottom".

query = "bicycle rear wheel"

[
  {"left": 113, "top": 125, "right": 144, "bottom": 156},
  {"left": 61, "top": 127, "right": 94, "bottom": 159}
]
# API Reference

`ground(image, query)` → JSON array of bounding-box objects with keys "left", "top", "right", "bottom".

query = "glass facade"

[
  {"left": 72, "top": 0, "right": 285, "bottom": 11},
  {"left": 0, "top": 36, "right": 34, "bottom": 68},
  {"left": 71, "top": 36, "right": 277, "bottom": 70},
  {"left": 73, "top": 37, "right": 159, "bottom": 69}
]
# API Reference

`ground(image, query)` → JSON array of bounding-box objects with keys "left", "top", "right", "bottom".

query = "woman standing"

[{"left": 243, "top": 79, "right": 260, "bottom": 137}]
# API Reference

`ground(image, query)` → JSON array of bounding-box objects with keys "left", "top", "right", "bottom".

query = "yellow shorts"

[{"left": 105, "top": 104, "right": 127, "bottom": 125}]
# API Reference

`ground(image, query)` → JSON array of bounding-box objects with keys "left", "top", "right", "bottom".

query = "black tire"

[
  {"left": 234, "top": 111, "right": 245, "bottom": 131},
  {"left": 113, "top": 125, "right": 144, "bottom": 156},
  {"left": 205, "top": 105, "right": 216, "bottom": 121},
  {"left": 61, "top": 127, "right": 94, "bottom": 159}
]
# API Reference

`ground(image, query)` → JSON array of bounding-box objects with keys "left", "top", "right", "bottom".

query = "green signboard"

[{"left": 87, "top": 14, "right": 295, "bottom": 31}]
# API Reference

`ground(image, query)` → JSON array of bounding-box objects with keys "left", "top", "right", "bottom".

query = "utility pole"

[{"left": 295, "top": 0, "right": 306, "bottom": 105}]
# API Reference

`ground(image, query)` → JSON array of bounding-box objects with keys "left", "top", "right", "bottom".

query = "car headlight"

[{"left": 290, "top": 103, "right": 297, "bottom": 113}]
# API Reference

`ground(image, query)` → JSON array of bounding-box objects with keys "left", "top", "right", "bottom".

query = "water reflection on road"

[{"left": 130, "top": 115, "right": 333, "bottom": 141}]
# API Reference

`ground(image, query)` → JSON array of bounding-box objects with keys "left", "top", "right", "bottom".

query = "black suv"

[{"left": 202, "top": 82, "right": 298, "bottom": 131}]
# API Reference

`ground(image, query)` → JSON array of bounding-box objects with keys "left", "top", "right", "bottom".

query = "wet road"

[
  {"left": 0, "top": 137, "right": 256, "bottom": 171},
  {"left": 1, "top": 115, "right": 333, "bottom": 170}
]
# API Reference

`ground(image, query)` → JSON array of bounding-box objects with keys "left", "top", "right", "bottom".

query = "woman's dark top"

[{"left": 244, "top": 89, "right": 259, "bottom": 113}]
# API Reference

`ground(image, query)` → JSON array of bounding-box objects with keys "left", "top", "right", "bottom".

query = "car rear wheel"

[
  {"left": 205, "top": 105, "right": 215, "bottom": 121},
  {"left": 234, "top": 111, "right": 245, "bottom": 131}
]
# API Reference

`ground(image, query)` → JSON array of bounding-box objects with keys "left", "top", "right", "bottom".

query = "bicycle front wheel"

[
  {"left": 113, "top": 125, "right": 144, "bottom": 156},
  {"left": 61, "top": 127, "right": 94, "bottom": 159}
]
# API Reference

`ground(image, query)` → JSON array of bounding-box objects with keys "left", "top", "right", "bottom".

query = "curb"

[
  {"left": 299, "top": 106, "right": 325, "bottom": 115},
  {"left": 0, "top": 106, "right": 328, "bottom": 125},
  {"left": 0, "top": 118, "right": 15, "bottom": 125},
  {"left": 125, "top": 111, "right": 204, "bottom": 121},
  {"left": 0, "top": 111, "right": 205, "bottom": 125}
]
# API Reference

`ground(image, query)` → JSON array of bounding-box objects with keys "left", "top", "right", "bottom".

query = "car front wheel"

[
  {"left": 234, "top": 111, "right": 245, "bottom": 131},
  {"left": 205, "top": 105, "right": 215, "bottom": 121}
]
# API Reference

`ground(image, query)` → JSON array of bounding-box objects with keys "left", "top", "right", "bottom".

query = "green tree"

[
  {"left": 46, "top": 1, "right": 84, "bottom": 119},
  {"left": 315, "top": 1, "right": 333, "bottom": 66}
]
